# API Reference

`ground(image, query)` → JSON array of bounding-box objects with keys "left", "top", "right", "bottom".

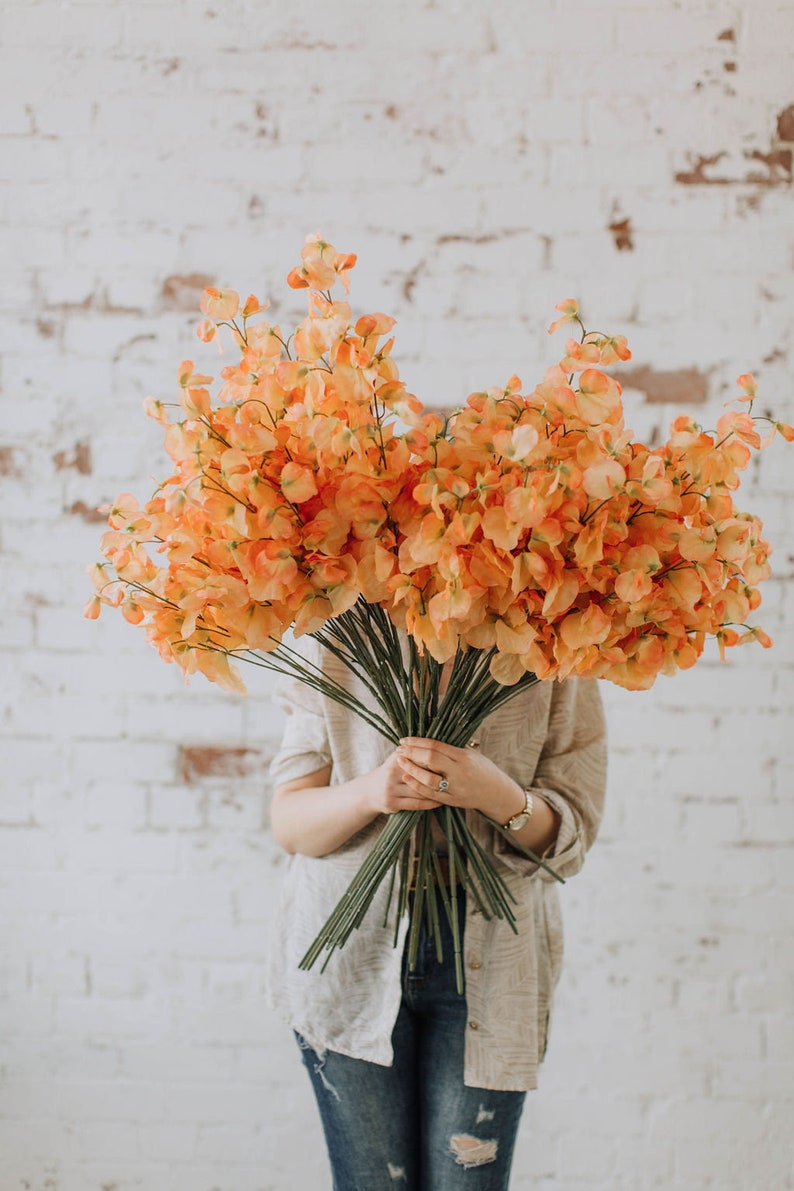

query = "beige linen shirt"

[{"left": 264, "top": 640, "right": 607, "bottom": 1092}]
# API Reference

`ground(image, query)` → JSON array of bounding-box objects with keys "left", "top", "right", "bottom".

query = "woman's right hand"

[{"left": 366, "top": 752, "right": 443, "bottom": 816}]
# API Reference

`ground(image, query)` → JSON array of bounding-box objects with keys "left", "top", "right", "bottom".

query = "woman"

[{"left": 265, "top": 639, "right": 607, "bottom": 1190}]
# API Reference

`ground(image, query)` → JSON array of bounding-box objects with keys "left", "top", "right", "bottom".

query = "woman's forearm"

[
  {"left": 271, "top": 768, "right": 380, "bottom": 858},
  {"left": 271, "top": 753, "right": 447, "bottom": 858}
]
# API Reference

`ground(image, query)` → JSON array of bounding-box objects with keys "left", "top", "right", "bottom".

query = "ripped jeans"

[{"left": 295, "top": 887, "right": 526, "bottom": 1190}]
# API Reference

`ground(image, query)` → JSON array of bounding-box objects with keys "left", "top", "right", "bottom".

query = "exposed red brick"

[
  {"left": 675, "top": 146, "right": 791, "bottom": 187},
  {"left": 717, "top": 27, "right": 735, "bottom": 42},
  {"left": 674, "top": 152, "right": 728, "bottom": 185},
  {"left": 98, "top": 294, "right": 145, "bottom": 316},
  {"left": 37, "top": 319, "right": 56, "bottom": 338},
  {"left": 385, "top": 104, "right": 399, "bottom": 119},
  {"left": 160, "top": 272, "right": 214, "bottom": 313},
  {"left": 401, "top": 261, "right": 424, "bottom": 303},
  {"left": 777, "top": 105, "right": 794, "bottom": 142},
  {"left": 618, "top": 366, "right": 709, "bottom": 405},
  {"left": 179, "top": 745, "right": 266, "bottom": 782},
  {"left": 744, "top": 147, "right": 792, "bottom": 184},
  {"left": 53, "top": 440, "right": 92, "bottom": 475},
  {"left": 608, "top": 217, "right": 634, "bottom": 252},
  {"left": 736, "top": 192, "right": 763, "bottom": 216},
  {"left": 0, "top": 446, "right": 21, "bottom": 477},
  {"left": 67, "top": 500, "right": 106, "bottom": 523},
  {"left": 723, "top": 61, "right": 736, "bottom": 73},
  {"left": 44, "top": 290, "right": 143, "bottom": 316}
]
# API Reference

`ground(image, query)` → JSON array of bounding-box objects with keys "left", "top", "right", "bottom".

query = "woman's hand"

[
  {"left": 365, "top": 752, "right": 443, "bottom": 816},
  {"left": 395, "top": 737, "right": 561, "bottom": 856},
  {"left": 394, "top": 738, "right": 525, "bottom": 824}
]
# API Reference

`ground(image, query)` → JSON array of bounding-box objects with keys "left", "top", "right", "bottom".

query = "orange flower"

[
  {"left": 83, "top": 594, "right": 102, "bottom": 620},
  {"left": 547, "top": 299, "right": 580, "bottom": 335},
  {"left": 594, "top": 334, "right": 631, "bottom": 365},
  {"left": 716, "top": 410, "right": 761, "bottom": 450},
  {"left": 736, "top": 373, "right": 757, "bottom": 401},
  {"left": 242, "top": 293, "right": 269, "bottom": 318},
  {"left": 196, "top": 319, "right": 217, "bottom": 343},
  {"left": 582, "top": 457, "right": 626, "bottom": 499},
  {"left": 614, "top": 545, "right": 661, "bottom": 603},
  {"left": 736, "top": 625, "right": 773, "bottom": 648},
  {"left": 280, "top": 462, "right": 319, "bottom": 504},
  {"left": 559, "top": 602, "right": 612, "bottom": 649},
  {"left": 177, "top": 360, "right": 214, "bottom": 389},
  {"left": 143, "top": 395, "right": 170, "bottom": 425},
  {"left": 576, "top": 369, "right": 623, "bottom": 425},
  {"left": 287, "top": 233, "right": 357, "bottom": 293},
  {"left": 200, "top": 288, "right": 240, "bottom": 320},
  {"left": 559, "top": 338, "right": 600, "bottom": 372}
]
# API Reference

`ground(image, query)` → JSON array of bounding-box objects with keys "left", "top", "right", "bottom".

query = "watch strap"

[{"left": 503, "top": 789, "right": 534, "bottom": 831}]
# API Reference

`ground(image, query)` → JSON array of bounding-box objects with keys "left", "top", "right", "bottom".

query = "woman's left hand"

[{"left": 395, "top": 737, "right": 526, "bottom": 827}]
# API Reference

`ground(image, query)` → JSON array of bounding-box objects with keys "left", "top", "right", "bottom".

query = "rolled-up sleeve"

[
  {"left": 269, "top": 674, "right": 333, "bottom": 789},
  {"left": 494, "top": 677, "right": 607, "bottom": 882}
]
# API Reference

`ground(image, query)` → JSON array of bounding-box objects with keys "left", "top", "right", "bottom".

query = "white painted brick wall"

[{"left": 2, "top": 1, "right": 793, "bottom": 1188}]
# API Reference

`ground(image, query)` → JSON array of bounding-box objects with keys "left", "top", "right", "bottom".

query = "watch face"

[{"left": 509, "top": 812, "right": 529, "bottom": 831}]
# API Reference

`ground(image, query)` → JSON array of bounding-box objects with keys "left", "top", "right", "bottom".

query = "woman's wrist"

[
  {"left": 473, "top": 775, "right": 561, "bottom": 856},
  {"left": 351, "top": 769, "right": 385, "bottom": 820},
  {"left": 475, "top": 779, "right": 527, "bottom": 827}
]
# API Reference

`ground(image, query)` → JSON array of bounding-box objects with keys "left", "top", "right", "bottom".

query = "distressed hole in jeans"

[
  {"left": 387, "top": 1162, "right": 408, "bottom": 1182},
  {"left": 476, "top": 1103, "right": 495, "bottom": 1124},
  {"left": 294, "top": 1034, "right": 339, "bottom": 1101},
  {"left": 314, "top": 1058, "right": 340, "bottom": 1102},
  {"left": 450, "top": 1133, "right": 498, "bottom": 1168}
]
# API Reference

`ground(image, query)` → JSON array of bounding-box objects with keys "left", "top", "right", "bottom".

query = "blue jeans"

[{"left": 295, "top": 887, "right": 527, "bottom": 1190}]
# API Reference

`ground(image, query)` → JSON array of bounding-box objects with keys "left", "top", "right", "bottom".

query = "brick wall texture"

[{"left": 2, "top": 1, "right": 793, "bottom": 1188}]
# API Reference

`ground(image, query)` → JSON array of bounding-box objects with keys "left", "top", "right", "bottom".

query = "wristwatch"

[{"left": 503, "top": 789, "right": 534, "bottom": 832}]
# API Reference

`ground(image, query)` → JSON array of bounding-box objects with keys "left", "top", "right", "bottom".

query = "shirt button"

[
  {"left": 470, "top": 961, "right": 481, "bottom": 970},
  {"left": 468, "top": 1021, "right": 478, "bottom": 1030}
]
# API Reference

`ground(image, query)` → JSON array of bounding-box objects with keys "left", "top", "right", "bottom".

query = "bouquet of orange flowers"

[{"left": 87, "top": 234, "right": 792, "bottom": 990}]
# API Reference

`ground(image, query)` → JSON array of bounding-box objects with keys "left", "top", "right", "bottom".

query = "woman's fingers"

[
  {"left": 398, "top": 737, "right": 462, "bottom": 767},
  {"left": 384, "top": 788, "right": 441, "bottom": 813},
  {"left": 395, "top": 752, "right": 454, "bottom": 798},
  {"left": 378, "top": 754, "right": 442, "bottom": 813},
  {"left": 397, "top": 740, "right": 468, "bottom": 784},
  {"left": 398, "top": 762, "right": 442, "bottom": 801}
]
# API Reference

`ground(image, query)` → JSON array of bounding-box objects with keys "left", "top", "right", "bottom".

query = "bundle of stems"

[{"left": 238, "top": 597, "right": 560, "bottom": 993}]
